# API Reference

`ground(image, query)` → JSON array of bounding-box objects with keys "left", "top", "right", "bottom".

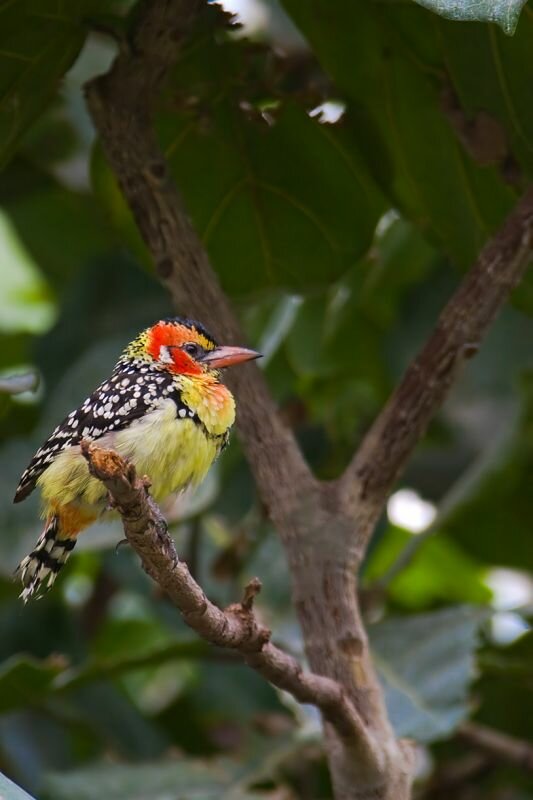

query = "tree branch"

[
  {"left": 458, "top": 721, "right": 533, "bottom": 772},
  {"left": 84, "top": 0, "right": 315, "bottom": 524},
  {"left": 80, "top": 441, "right": 375, "bottom": 753},
  {"left": 341, "top": 188, "right": 533, "bottom": 545}
]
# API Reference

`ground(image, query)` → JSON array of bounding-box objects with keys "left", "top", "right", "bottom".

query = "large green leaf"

[
  {"left": 92, "top": 10, "right": 385, "bottom": 295},
  {"left": 412, "top": 0, "right": 528, "bottom": 34},
  {"left": 370, "top": 606, "right": 486, "bottom": 742},
  {"left": 0, "top": 0, "right": 96, "bottom": 169},
  {"left": 167, "top": 103, "right": 385, "bottom": 294},
  {"left": 280, "top": 0, "right": 520, "bottom": 268}
]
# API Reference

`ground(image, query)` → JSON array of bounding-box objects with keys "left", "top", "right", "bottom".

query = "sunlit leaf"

[{"left": 365, "top": 526, "right": 492, "bottom": 608}]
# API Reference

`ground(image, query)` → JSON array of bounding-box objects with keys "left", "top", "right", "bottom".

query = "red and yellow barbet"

[{"left": 14, "top": 318, "right": 260, "bottom": 601}]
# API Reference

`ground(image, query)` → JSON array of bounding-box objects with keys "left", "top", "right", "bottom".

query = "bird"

[{"left": 14, "top": 317, "right": 260, "bottom": 602}]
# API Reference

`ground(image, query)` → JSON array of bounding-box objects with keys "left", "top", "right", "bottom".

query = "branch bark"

[
  {"left": 83, "top": 1, "right": 533, "bottom": 798},
  {"left": 340, "top": 188, "right": 533, "bottom": 540}
]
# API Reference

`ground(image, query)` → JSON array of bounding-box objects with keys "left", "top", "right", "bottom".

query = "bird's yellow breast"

[
  {"left": 38, "top": 398, "right": 230, "bottom": 512},
  {"left": 111, "top": 399, "right": 225, "bottom": 501}
]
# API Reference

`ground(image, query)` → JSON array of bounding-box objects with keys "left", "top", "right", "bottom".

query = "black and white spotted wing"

[{"left": 14, "top": 365, "right": 193, "bottom": 503}]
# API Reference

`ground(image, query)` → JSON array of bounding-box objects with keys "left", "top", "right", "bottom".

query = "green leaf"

[
  {"left": 411, "top": 0, "right": 528, "bottom": 35},
  {"left": 92, "top": 12, "right": 385, "bottom": 295},
  {"left": 370, "top": 606, "right": 486, "bottom": 742},
  {"left": 42, "top": 736, "right": 295, "bottom": 800},
  {"left": 280, "top": 0, "right": 519, "bottom": 268},
  {"left": 57, "top": 634, "right": 210, "bottom": 691},
  {"left": 0, "top": 656, "right": 61, "bottom": 713},
  {"left": 0, "top": 0, "right": 95, "bottom": 169},
  {"left": 435, "top": 12, "right": 533, "bottom": 180},
  {"left": 165, "top": 102, "right": 384, "bottom": 294},
  {"left": 365, "top": 526, "right": 492, "bottom": 609},
  {"left": 0, "top": 772, "right": 37, "bottom": 800}
]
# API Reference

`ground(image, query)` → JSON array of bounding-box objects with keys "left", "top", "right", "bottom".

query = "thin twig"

[{"left": 458, "top": 721, "right": 533, "bottom": 772}]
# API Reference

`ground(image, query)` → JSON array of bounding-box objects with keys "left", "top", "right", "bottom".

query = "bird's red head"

[{"left": 142, "top": 318, "right": 261, "bottom": 377}]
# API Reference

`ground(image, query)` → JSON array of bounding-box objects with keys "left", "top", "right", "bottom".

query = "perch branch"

[
  {"left": 80, "top": 441, "right": 377, "bottom": 754},
  {"left": 341, "top": 187, "right": 533, "bottom": 547}
]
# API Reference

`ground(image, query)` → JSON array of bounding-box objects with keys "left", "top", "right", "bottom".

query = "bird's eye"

[{"left": 183, "top": 342, "right": 202, "bottom": 358}]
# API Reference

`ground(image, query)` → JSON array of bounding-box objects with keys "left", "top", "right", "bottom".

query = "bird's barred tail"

[{"left": 16, "top": 516, "right": 76, "bottom": 602}]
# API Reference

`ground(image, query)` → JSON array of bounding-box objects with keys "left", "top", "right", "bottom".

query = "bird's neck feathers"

[
  {"left": 117, "top": 330, "right": 235, "bottom": 435},
  {"left": 177, "top": 372, "right": 236, "bottom": 435}
]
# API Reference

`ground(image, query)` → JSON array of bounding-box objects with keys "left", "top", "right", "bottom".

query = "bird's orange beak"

[{"left": 202, "top": 346, "right": 262, "bottom": 369}]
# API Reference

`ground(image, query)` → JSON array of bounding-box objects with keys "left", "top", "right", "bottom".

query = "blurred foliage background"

[{"left": 0, "top": 0, "right": 532, "bottom": 798}]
